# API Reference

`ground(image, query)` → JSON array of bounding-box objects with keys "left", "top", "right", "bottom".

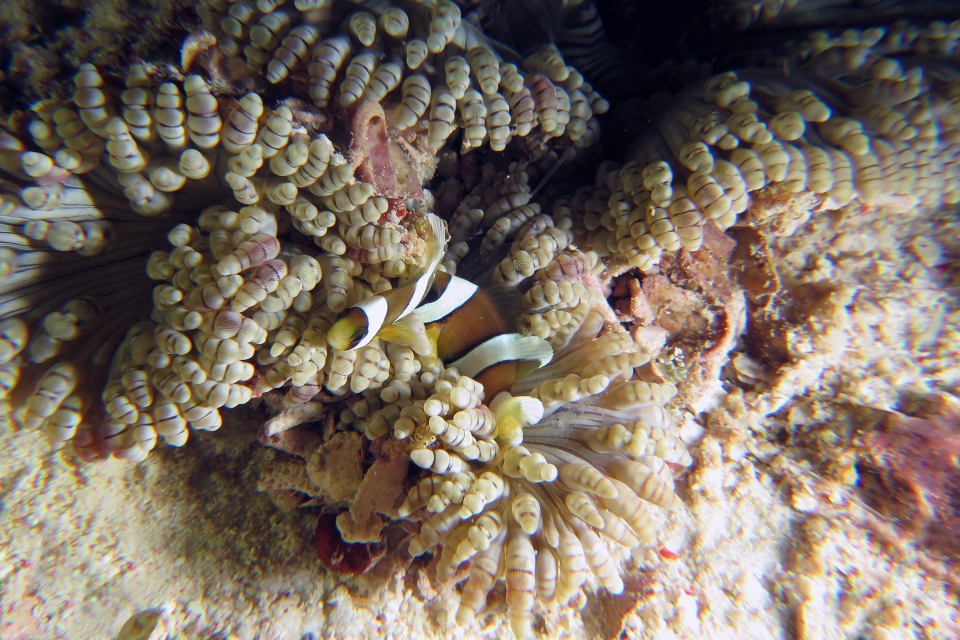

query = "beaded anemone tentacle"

[
  {"left": 369, "top": 339, "right": 689, "bottom": 640},
  {"left": 198, "top": 0, "right": 609, "bottom": 148},
  {"left": 0, "top": 63, "right": 246, "bottom": 462},
  {"left": 342, "top": 209, "right": 692, "bottom": 638},
  {"left": 571, "top": 23, "right": 960, "bottom": 273},
  {"left": 0, "top": 0, "right": 613, "bottom": 466}
]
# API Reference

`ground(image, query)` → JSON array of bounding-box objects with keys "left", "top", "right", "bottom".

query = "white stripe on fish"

[
  {"left": 350, "top": 295, "right": 389, "bottom": 350},
  {"left": 415, "top": 274, "right": 479, "bottom": 324},
  {"left": 449, "top": 333, "right": 553, "bottom": 378}
]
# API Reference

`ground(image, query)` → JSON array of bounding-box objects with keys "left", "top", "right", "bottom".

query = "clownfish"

[
  {"left": 327, "top": 213, "right": 448, "bottom": 352},
  {"left": 328, "top": 213, "right": 552, "bottom": 398},
  {"left": 415, "top": 270, "right": 553, "bottom": 397}
]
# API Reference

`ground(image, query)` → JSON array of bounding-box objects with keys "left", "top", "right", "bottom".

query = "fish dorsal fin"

[
  {"left": 420, "top": 270, "right": 452, "bottom": 306},
  {"left": 398, "top": 213, "right": 448, "bottom": 289},
  {"left": 482, "top": 283, "right": 524, "bottom": 330},
  {"left": 449, "top": 333, "right": 554, "bottom": 378},
  {"left": 512, "top": 357, "right": 546, "bottom": 382},
  {"left": 393, "top": 213, "right": 449, "bottom": 322}
]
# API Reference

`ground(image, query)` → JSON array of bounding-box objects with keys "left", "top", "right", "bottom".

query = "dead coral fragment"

[{"left": 316, "top": 513, "right": 383, "bottom": 575}]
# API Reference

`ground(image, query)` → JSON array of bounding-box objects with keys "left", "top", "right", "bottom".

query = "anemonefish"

[
  {"left": 328, "top": 213, "right": 552, "bottom": 397},
  {"left": 327, "top": 213, "right": 448, "bottom": 351},
  {"left": 415, "top": 270, "right": 553, "bottom": 397}
]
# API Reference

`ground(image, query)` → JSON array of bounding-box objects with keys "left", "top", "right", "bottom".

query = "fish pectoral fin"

[
  {"left": 378, "top": 312, "right": 434, "bottom": 356},
  {"left": 426, "top": 324, "right": 440, "bottom": 359}
]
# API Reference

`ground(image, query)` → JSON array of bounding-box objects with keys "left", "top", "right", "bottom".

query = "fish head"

[{"left": 328, "top": 307, "right": 372, "bottom": 351}]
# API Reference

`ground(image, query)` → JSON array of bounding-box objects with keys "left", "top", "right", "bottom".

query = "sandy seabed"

[{"left": 1, "top": 191, "right": 958, "bottom": 640}]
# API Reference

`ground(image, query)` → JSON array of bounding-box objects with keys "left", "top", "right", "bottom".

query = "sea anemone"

[
  {"left": 366, "top": 329, "right": 690, "bottom": 638},
  {"left": 4, "top": 1, "right": 960, "bottom": 638},
  {"left": 578, "top": 21, "right": 960, "bottom": 274},
  {"left": 0, "top": 0, "right": 610, "bottom": 465}
]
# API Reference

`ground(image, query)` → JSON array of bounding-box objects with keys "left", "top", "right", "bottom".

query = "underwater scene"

[{"left": 0, "top": 0, "right": 958, "bottom": 638}]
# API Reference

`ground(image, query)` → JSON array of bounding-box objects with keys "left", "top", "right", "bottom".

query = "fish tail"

[{"left": 489, "top": 391, "right": 545, "bottom": 445}]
